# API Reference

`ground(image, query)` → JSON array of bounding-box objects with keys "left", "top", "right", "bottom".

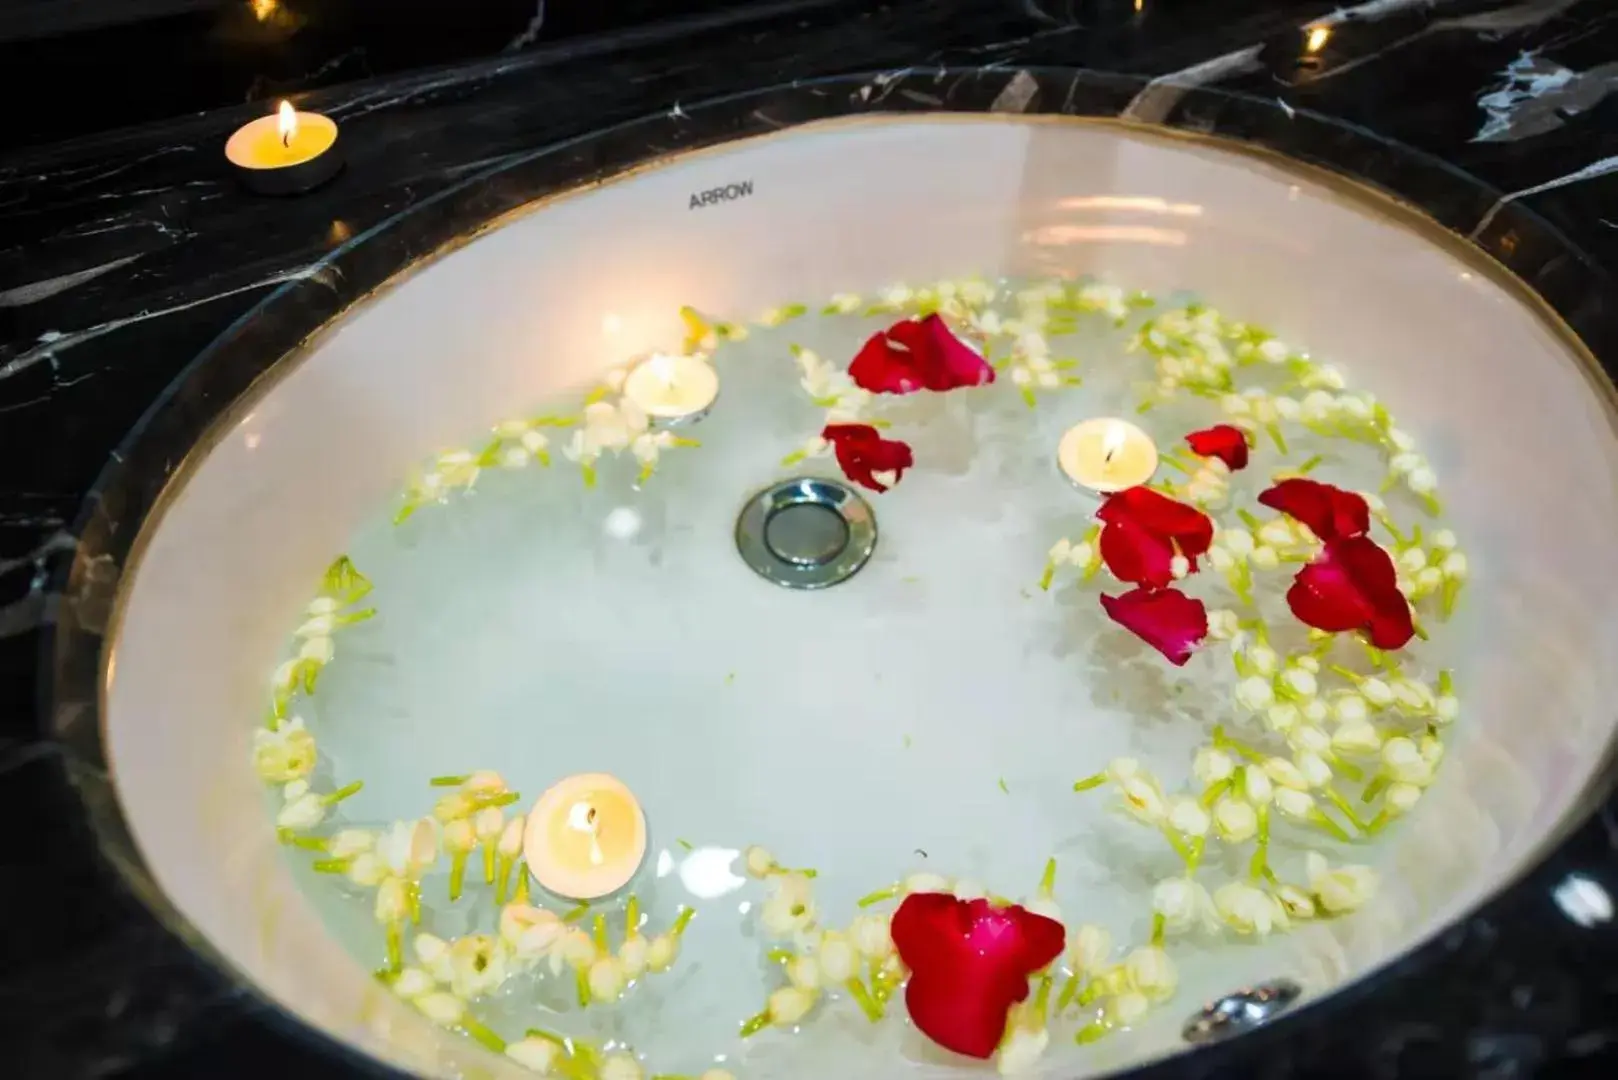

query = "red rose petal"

[
  {"left": 1100, "top": 587, "right": 1210, "bottom": 666},
  {"left": 905, "top": 970, "right": 1024, "bottom": 1059},
  {"left": 1258, "top": 478, "right": 1370, "bottom": 542},
  {"left": 1287, "top": 536, "right": 1414, "bottom": 650},
  {"left": 821, "top": 424, "right": 914, "bottom": 493},
  {"left": 1099, "top": 512, "right": 1178, "bottom": 588},
  {"left": 848, "top": 315, "right": 994, "bottom": 395},
  {"left": 892, "top": 894, "right": 1066, "bottom": 1059},
  {"left": 1097, "top": 487, "right": 1214, "bottom": 560},
  {"left": 1184, "top": 424, "right": 1250, "bottom": 472}
]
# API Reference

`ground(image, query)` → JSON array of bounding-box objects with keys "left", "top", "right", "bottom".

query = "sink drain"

[
  {"left": 1182, "top": 979, "right": 1302, "bottom": 1045},
  {"left": 736, "top": 477, "right": 876, "bottom": 589}
]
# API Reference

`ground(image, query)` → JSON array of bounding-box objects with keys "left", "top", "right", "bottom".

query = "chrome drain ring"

[{"left": 735, "top": 477, "right": 876, "bottom": 590}]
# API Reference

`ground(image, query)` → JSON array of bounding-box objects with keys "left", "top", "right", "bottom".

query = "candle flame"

[
  {"left": 1102, "top": 421, "right": 1127, "bottom": 466},
  {"left": 566, "top": 800, "right": 605, "bottom": 866},
  {"left": 1305, "top": 25, "right": 1331, "bottom": 54},
  {"left": 276, "top": 100, "right": 297, "bottom": 147},
  {"left": 649, "top": 353, "right": 678, "bottom": 387}
]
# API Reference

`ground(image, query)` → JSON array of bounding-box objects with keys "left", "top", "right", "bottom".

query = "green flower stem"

[
  {"left": 561, "top": 903, "right": 590, "bottom": 923},
  {"left": 1237, "top": 509, "right": 1262, "bottom": 530},
  {"left": 459, "top": 1013, "right": 507, "bottom": 1053},
  {"left": 284, "top": 833, "right": 328, "bottom": 852},
  {"left": 781, "top": 866, "right": 818, "bottom": 879},
  {"left": 1076, "top": 981, "right": 1104, "bottom": 1007},
  {"left": 1031, "top": 973, "right": 1053, "bottom": 1022},
  {"left": 1150, "top": 912, "right": 1166, "bottom": 947},
  {"left": 593, "top": 914, "right": 610, "bottom": 953},
  {"left": 1201, "top": 779, "right": 1232, "bottom": 807},
  {"left": 514, "top": 860, "right": 531, "bottom": 903},
  {"left": 1073, "top": 773, "right": 1107, "bottom": 793},
  {"left": 845, "top": 977, "right": 884, "bottom": 1022},
  {"left": 626, "top": 894, "right": 640, "bottom": 935},
  {"left": 1323, "top": 788, "right": 1367, "bottom": 831},
  {"left": 1308, "top": 809, "right": 1354, "bottom": 843},
  {"left": 524, "top": 1027, "right": 569, "bottom": 1047},
  {"left": 1295, "top": 454, "right": 1324, "bottom": 474},
  {"left": 476, "top": 791, "right": 521, "bottom": 810},
  {"left": 1248, "top": 807, "right": 1271, "bottom": 881},
  {"left": 576, "top": 968, "right": 591, "bottom": 1008},
  {"left": 1039, "top": 563, "right": 1057, "bottom": 591},
  {"left": 1366, "top": 810, "right": 1392, "bottom": 834},
  {"left": 449, "top": 852, "right": 468, "bottom": 902},
  {"left": 1055, "top": 974, "right": 1083, "bottom": 1014},
  {"left": 430, "top": 774, "right": 469, "bottom": 787},
  {"left": 1037, "top": 857, "right": 1057, "bottom": 897},
  {"left": 1075, "top": 1020, "right": 1110, "bottom": 1044},
  {"left": 495, "top": 855, "right": 516, "bottom": 904},
  {"left": 739, "top": 1010, "right": 772, "bottom": 1038},
  {"left": 671, "top": 906, "right": 696, "bottom": 938},
  {"left": 1361, "top": 776, "right": 1389, "bottom": 804},
  {"left": 385, "top": 922, "right": 403, "bottom": 973},
  {"left": 323, "top": 780, "right": 364, "bottom": 806},
  {"left": 407, "top": 883, "right": 421, "bottom": 923},
  {"left": 1186, "top": 836, "right": 1206, "bottom": 875},
  {"left": 857, "top": 885, "right": 900, "bottom": 908},
  {"left": 1334, "top": 759, "right": 1365, "bottom": 782},
  {"left": 311, "top": 858, "right": 349, "bottom": 874},
  {"left": 1265, "top": 423, "right": 1288, "bottom": 454},
  {"left": 1161, "top": 829, "right": 1193, "bottom": 864},
  {"left": 766, "top": 948, "right": 794, "bottom": 965}
]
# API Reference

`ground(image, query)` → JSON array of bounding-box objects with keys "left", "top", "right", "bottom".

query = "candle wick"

[
  {"left": 1104, "top": 447, "right": 1116, "bottom": 465},
  {"left": 281, "top": 131, "right": 291, "bottom": 148}
]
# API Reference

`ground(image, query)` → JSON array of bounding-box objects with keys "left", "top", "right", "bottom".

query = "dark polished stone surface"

[{"left": 6, "top": 0, "right": 1618, "bottom": 1077}]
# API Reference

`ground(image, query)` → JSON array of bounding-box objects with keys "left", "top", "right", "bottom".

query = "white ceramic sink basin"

[{"left": 96, "top": 115, "right": 1618, "bottom": 1080}]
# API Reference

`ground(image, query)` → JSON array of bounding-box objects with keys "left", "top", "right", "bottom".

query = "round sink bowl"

[{"left": 71, "top": 86, "right": 1618, "bottom": 1080}]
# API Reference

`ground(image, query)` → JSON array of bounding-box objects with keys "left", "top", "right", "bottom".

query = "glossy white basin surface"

[{"left": 103, "top": 117, "right": 1618, "bottom": 1079}]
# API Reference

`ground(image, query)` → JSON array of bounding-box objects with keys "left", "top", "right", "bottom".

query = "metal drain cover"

[
  {"left": 1182, "top": 979, "right": 1303, "bottom": 1045},
  {"left": 736, "top": 477, "right": 876, "bottom": 589}
]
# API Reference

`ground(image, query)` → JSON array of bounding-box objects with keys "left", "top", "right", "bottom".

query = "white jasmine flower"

[
  {"left": 600, "top": 1051, "right": 644, "bottom": 1080},
  {"left": 1152, "top": 877, "right": 1217, "bottom": 935},
  {"left": 1214, "top": 882, "right": 1288, "bottom": 936},
  {"left": 1265, "top": 702, "right": 1301, "bottom": 733},
  {"left": 1235, "top": 675, "right": 1275, "bottom": 712},
  {"left": 447, "top": 934, "right": 508, "bottom": 1000},
  {"left": 1272, "top": 787, "right": 1316, "bottom": 820},
  {"left": 277, "top": 782, "right": 327, "bottom": 831},
  {"left": 645, "top": 934, "right": 679, "bottom": 973},
  {"left": 743, "top": 845, "right": 777, "bottom": 878},
  {"left": 1386, "top": 782, "right": 1424, "bottom": 815},
  {"left": 818, "top": 931, "right": 857, "bottom": 982},
  {"left": 1306, "top": 852, "right": 1378, "bottom": 913},
  {"left": 952, "top": 878, "right": 988, "bottom": 901},
  {"left": 1263, "top": 757, "right": 1309, "bottom": 791},
  {"left": 1275, "top": 885, "right": 1316, "bottom": 919},
  {"left": 1247, "top": 645, "right": 1278, "bottom": 676},
  {"left": 997, "top": 1026, "right": 1050, "bottom": 1076},
  {"left": 392, "top": 966, "right": 435, "bottom": 1000},
  {"left": 378, "top": 818, "right": 439, "bottom": 879},
  {"left": 902, "top": 872, "right": 951, "bottom": 895},
  {"left": 1381, "top": 737, "right": 1435, "bottom": 786},
  {"left": 1282, "top": 667, "right": 1317, "bottom": 699},
  {"left": 1193, "top": 746, "right": 1236, "bottom": 785},
  {"left": 1206, "top": 608, "right": 1241, "bottom": 640},
  {"left": 253, "top": 717, "right": 317, "bottom": 782},
  {"left": 588, "top": 956, "right": 628, "bottom": 1001},
  {"left": 618, "top": 935, "right": 649, "bottom": 979},
  {"left": 850, "top": 913, "right": 894, "bottom": 960},
  {"left": 414, "top": 991, "right": 465, "bottom": 1026},
  {"left": 1110, "top": 990, "right": 1150, "bottom": 1026},
  {"left": 1332, "top": 693, "right": 1369, "bottom": 725},
  {"left": 767, "top": 986, "right": 817, "bottom": 1027},
  {"left": 1118, "top": 773, "right": 1168, "bottom": 824},
  {"left": 1040, "top": 928, "right": 1098, "bottom": 987},
  {"left": 1241, "top": 765, "right": 1274, "bottom": 805},
  {"left": 1025, "top": 897, "right": 1062, "bottom": 922},
  {"left": 760, "top": 874, "right": 817, "bottom": 937},
  {"left": 500, "top": 904, "right": 565, "bottom": 958},
  {"left": 506, "top": 1037, "right": 561, "bottom": 1073},
  {"left": 1295, "top": 751, "right": 1333, "bottom": 788},
  {"left": 1359, "top": 677, "right": 1394, "bottom": 708},
  {"left": 1123, "top": 946, "right": 1178, "bottom": 1000},
  {"left": 1166, "top": 796, "right": 1211, "bottom": 837},
  {"left": 1213, "top": 797, "right": 1259, "bottom": 842}
]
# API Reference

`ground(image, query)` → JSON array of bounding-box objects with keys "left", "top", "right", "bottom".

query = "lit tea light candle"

[
  {"left": 621, "top": 352, "right": 720, "bottom": 424},
  {"left": 225, "top": 100, "right": 343, "bottom": 196},
  {"left": 1058, "top": 418, "right": 1159, "bottom": 494},
  {"left": 523, "top": 773, "right": 647, "bottom": 901}
]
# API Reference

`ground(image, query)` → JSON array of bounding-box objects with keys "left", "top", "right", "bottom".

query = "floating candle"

[
  {"left": 1057, "top": 418, "right": 1159, "bottom": 494},
  {"left": 522, "top": 773, "right": 647, "bottom": 901},
  {"left": 225, "top": 100, "right": 343, "bottom": 196},
  {"left": 621, "top": 352, "right": 720, "bottom": 423}
]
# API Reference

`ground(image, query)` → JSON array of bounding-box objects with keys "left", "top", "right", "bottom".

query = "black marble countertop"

[{"left": 7, "top": 0, "right": 1618, "bottom": 1076}]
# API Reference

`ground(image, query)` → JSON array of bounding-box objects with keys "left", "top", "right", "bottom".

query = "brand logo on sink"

[{"left": 688, "top": 180, "right": 755, "bottom": 209}]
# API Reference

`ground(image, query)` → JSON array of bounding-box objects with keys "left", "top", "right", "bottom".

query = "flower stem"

[
  {"left": 593, "top": 914, "right": 610, "bottom": 953},
  {"left": 1200, "top": 779, "right": 1232, "bottom": 807},
  {"left": 1248, "top": 807, "right": 1271, "bottom": 881},
  {"left": 1039, "top": 563, "right": 1056, "bottom": 591},
  {"left": 385, "top": 923, "right": 402, "bottom": 974},
  {"left": 739, "top": 1010, "right": 772, "bottom": 1038},
  {"left": 1323, "top": 788, "right": 1366, "bottom": 831},
  {"left": 430, "top": 774, "right": 469, "bottom": 787},
  {"left": 481, "top": 841, "right": 496, "bottom": 884},
  {"left": 311, "top": 858, "right": 349, "bottom": 874},
  {"left": 323, "top": 780, "right": 364, "bottom": 805},
  {"left": 857, "top": 885, "right": 899, "bottom": 908},
  {"left": 286, "top": 834, "right": 329, "bottom": 852},
  {"left": 495, "top": 856, "right": 515, "bottom": 904},
  {"left": 576, "top": 968, "right": 591, "bottom": 1008},
  {"left": 1150, "top": 913, "right": 1166, "bottom": 947},
  {"left": 766, "top": 948, "right": 794, "bottom": 964},
  {"left": 449, "top": 852, "right": 467, "bottom": 902},
  {"left": 1056, "top": 975, "right": 1082, "bottom": 1014},
  {"left": 459, "top": 1012, "right": 507, "bottom": 1053},
  {"left": 1309, "top": 809, "right": 1354, "bottom": 843},
  {"left": 562, "top": 902, "right": 590, "bottom": 923},
  {"left": 1076, "top": 1020, "right": 1110, "bottom": 1044},
  {"left": 845, "top": 977, "right": 884, "bottom": 1022},
  {"left": 626, "top": 894, "right": 640, "bottom": 935},
  {"left": 1361, "top": 776, "right": 1389, "bottom": 804},
  {"left": 671, "top": 906, "right": 696, "bottom": 938},
  {"left": 514, "top": 860, "right": 531, "bottom": 903},
  {"left": 1073, "top": 773, "right": 1107, "bottom": 793},
  {"left": 1038, "top": 857, "right": 1057, "bottom": 897}
]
